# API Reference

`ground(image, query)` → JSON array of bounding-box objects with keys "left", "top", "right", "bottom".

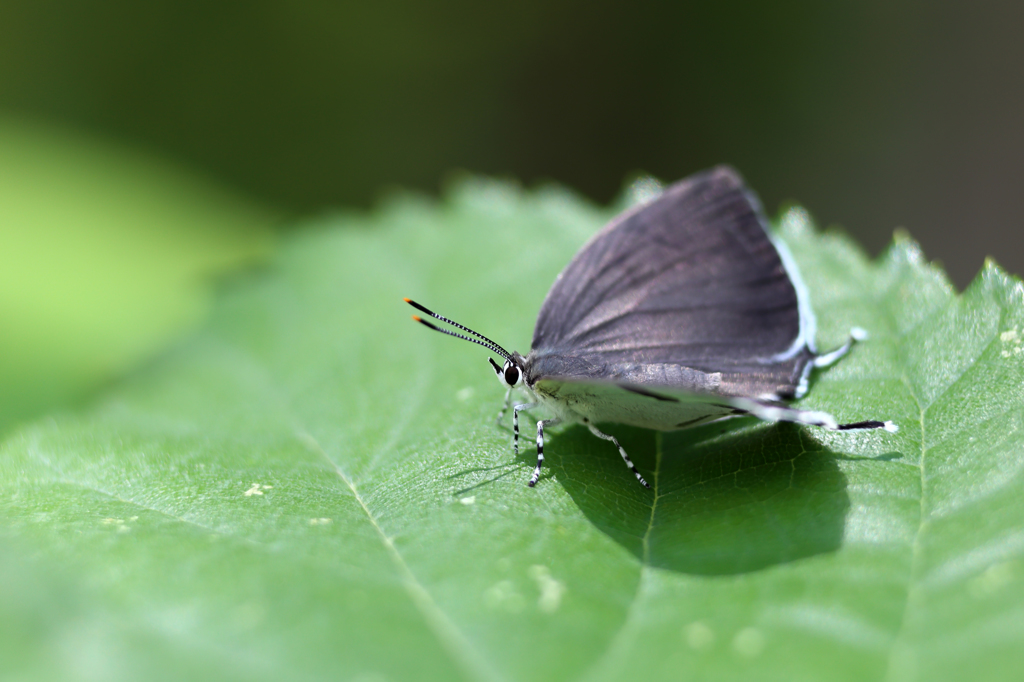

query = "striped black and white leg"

[
  {"left": 587, "top": 424, "right": 651, "bottom": 489},
  {"left": 728, "top": 397, "right": 899, "bottom": 433},
  {"left": 496, "top": 387, "right": 513, "bottom": 426},
  {"left": 512, "top": 402, "right": 537, "bottom": 455},
  {"left": 528, "top": 418, "right": 561, "bottom": 487}
]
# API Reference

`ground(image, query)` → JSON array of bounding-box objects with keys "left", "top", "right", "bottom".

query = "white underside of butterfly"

[{"left": 407, "top": 166, "right": 896, "bottom": 490}]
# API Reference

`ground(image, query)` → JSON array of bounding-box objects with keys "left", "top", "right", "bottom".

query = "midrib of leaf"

[
  {"left": 577, "top": 432, "right": 664, "bottom": 682},
  {"left": 884, "top": 373, "right": 928, "bottom": 681},
  {"left": 299, "top": 431, "right": 504, "bottom": 682},
  {"left": 219, "top": 336, "right": 502, "bottom": 682},
  {"left": 47, "top": 478, "right": 233, "bottom": 540},
  {"left": 872, "top": 242, "right": 941, "bottom": 681},
  {"left": 33, "top": 329, "right": 499, "bottom": 682},
  {"left": 881, "top": 275, "right": 1006, "bottom": 679},
  {"left": 17, "top": 428, "right": 255, "bottom": 545}
]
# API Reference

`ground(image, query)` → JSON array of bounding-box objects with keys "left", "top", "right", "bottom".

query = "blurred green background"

[{"left": 1, "top": 0, "right": 1022, "bottom": 427}]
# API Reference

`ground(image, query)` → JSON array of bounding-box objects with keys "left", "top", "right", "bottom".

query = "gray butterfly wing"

[{"left": 528, "top": 165, "right": 815, "bottom": 400}]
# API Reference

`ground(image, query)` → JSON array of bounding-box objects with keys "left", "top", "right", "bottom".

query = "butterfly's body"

[{"left": 407, "top": 166, "right": 896, "bottom": 489}]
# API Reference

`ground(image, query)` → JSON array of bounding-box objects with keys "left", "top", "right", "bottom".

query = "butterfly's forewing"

[{"left": 528, "top": 165, "right": 814, "bottom": 399}]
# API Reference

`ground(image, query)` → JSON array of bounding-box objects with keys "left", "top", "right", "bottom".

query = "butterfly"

[{"left": 406, "top": 166, "right": 895, "bottom": 488}]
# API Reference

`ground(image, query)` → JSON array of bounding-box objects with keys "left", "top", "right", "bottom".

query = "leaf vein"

[
  {"left": 48, "top": 478, "right": 236, "bottom": 539},
  {"left": 299, "top": 431, "right": 501, "bottom": 682},
  {"left": 883, "top": 373, "right": 928, "bottom": 679}
]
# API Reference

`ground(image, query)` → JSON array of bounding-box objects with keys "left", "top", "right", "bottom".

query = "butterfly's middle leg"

[
  {"left": 587, "top": 424, "right": 651, "bottom": 489},
  {"left": 528, "top": 418, "right": 561, "bottom": 487}
]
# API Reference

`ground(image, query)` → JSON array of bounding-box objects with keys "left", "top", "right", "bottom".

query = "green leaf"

[
  {"left": 0, "top": 116, "right": 274, "bottom": 431},
  {"left": 2, "top": 180, "right": 1023, "bottom": 682}
]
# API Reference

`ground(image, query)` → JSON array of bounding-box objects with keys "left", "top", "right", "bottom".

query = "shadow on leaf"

[{"left": 547, "top": 420, "right": 860, "bottom": 575}]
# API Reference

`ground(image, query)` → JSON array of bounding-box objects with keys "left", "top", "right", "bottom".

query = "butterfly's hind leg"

[
  {"left": 512, "top": 402, "right": 538, "bottom": 455},
  {"left": 528, "top": 418, "right": 561, "bottom": 487},
  {"left": 729, "top": 397, "right": 898, "bottom": 433},
  {"left": 587, "top": 424, "right": 651, "bottom": 489},
  {"left": 813, "top": 327, "right": 869, "bottom": 369}
]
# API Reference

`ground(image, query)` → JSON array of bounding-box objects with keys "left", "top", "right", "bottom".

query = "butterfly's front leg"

[
  {"left": 512, "top": 402, "right": 538, "bottom": 455},
  {"left": 496, "top": 387, "right": 514, "bottom": 426},
  {"left": 529, "top": 418, "right": 561, "bottom": 487}
]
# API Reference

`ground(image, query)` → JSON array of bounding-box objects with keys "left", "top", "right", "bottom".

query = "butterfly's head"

[
  {"left": 488, "top": 355, "right": 525, "bottom": 388},
  {"left": 404, "top": 298, "right": 526, "bottom": 388}
]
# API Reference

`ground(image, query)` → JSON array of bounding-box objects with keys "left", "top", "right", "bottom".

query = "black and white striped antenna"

[{"left": 404, "top": 298, "right": 513, "bottom": 362}]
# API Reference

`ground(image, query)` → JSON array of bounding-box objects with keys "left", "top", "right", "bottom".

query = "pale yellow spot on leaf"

[
  {"left": 733, "top": 627, "right": 765, "bottom": 657},
  {"left": 528, "top": 565, "right": 565, "bottom": 613},
  {"left": 483, "top": 580, "right": 525, "bottom": 613},
  {"left": 684, "top": 621, "right": 715, "bottom": 650},
  {"left": 968, "top": 561, "right": 1017, "bottom": 598},
  {"left": 244, "top": 483, "right": 273, "bottom": 496}
]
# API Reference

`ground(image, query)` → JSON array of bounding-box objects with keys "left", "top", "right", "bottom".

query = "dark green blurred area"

[
  {"left": 2, "top": 0, "right": 1022, "bottom": 287},
  {"left": 1, "top": 0, "right": 1022, "bottom": 431}
]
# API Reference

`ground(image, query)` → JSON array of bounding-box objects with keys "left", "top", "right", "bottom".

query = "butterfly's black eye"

[{"left": 504, "top": 365, "right": 520, "bottom": 386}]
